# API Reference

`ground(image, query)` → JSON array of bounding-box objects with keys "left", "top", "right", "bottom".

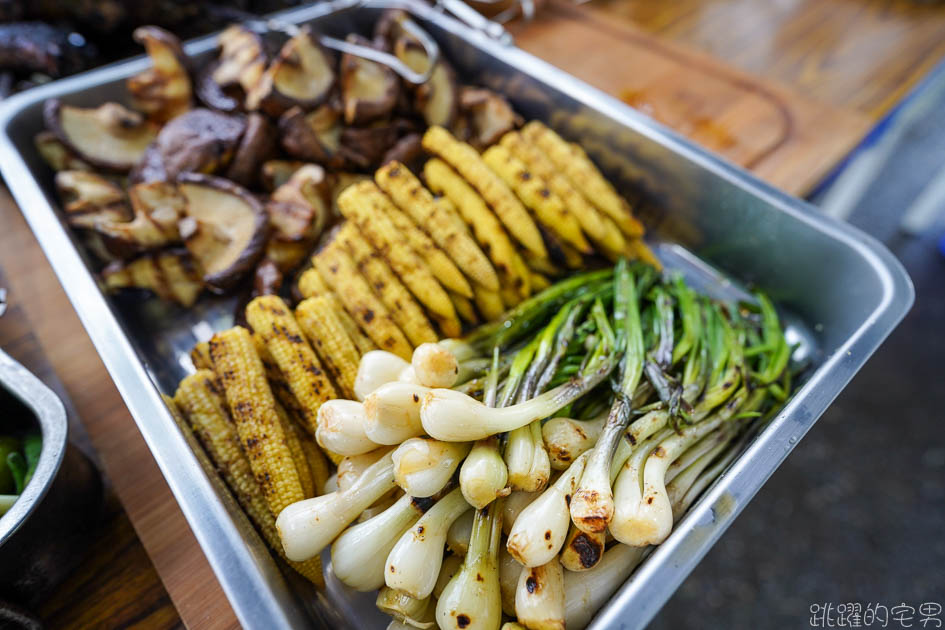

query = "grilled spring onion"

[
  {"left": 411, "top": 342, "right": 460, "bottom": 388},
  {"left": 315, "top": 399, "right": 380, "bottom": 456},
  {"left": 364, "top": 381, "right": 430, "bottom": 445},
  {"left": 515, "top": 560, "right": 566, "bottom": 630},
  {"left": 354, "top": 350, "right": 412, "bottom": 402},
  {"left": 386, "top": 487, "right": 470, "bottom": 599},
  {"left": 435, "top": 498, "right": 503, "bottom": 630},
  {"left": 392, "top": 438, "right": 470, "bottom": 498},
  {"left": 459, "top": 349, "right": 508, "bottom": 509}
]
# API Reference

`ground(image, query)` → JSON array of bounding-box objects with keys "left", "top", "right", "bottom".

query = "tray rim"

[{"left": 0, "top": 1, "right": 914, "bottom": 627}]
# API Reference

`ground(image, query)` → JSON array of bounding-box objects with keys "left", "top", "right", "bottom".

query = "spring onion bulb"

[
  {"left": 506, "top": 453, "right": 587, "bottom": 567},
  {"left": 277, "top": 451, "right": 396, "bottom": 561},
  {"left": 331, "top": 493, "right": 430, "bottom": 591},
  {"left": 542, "top": 413, "right": 606, "bottom": 470},
  {"left": 501, "top": 490, "right": 541, "bottom": 536},
  {"left": 323, "top": 473, "right": 339, "bottom": 495},
  {"left": 497, "top": 547, "right": 522, "bottom": 616},
  {"left": 569, "top": 262, "right": 644, "bottom": 534},
  {"left": 613, "top": 389, "right": 748, "bottom": 546},
  {"left": 672, "top": 431, "right": 747, "bottom": 521},
  {"left": 376, "top": 587, "right": 435, "bottom": 629},
  {"left": 398, "top": 365, "right": 421, "bottom": 385},
  {"left": 436, "top": 500, "right": 503, "bottom": 630},
  {"left": 505, "top": 421, "right": 550, "bottom": 492},
  {"left": 502, "top": 624, "right": 528, "bottom": 630},
  {"left": 666, "top": 430, "right": 736, "bottom": 518},
  {"left": 460, "top": 437, "right": 509, "bottom": 509},
  {"left": 563, "top": 544, "right": 647, "bottom": 630},
  {"left": 386, "top": 488, "right": 470, "bottom": 599},
  {"left": 434, "top": 554, "right": 464, "bottom": 599},
  {"left": 515, "top": 560, "right": 566, "bottom": 630},
  {"left": 355, "top": 351, "right": 412, "bottom": 401},
  {"left": 558, "top": 524, "right": 606, "bottom": 572},
  {"left": 664, "top": 425, "right": 732, "bottom": 486},
  {"left": 411, "top": 343, "right": 460, "bottom": 388},
  {"left": 338, "top": 448, "right": 393, "bottom": 492},
  {"left": 316, "top": 399, "right": 381, "bottom": 456},
  {"left": 421, "top": 361, "right": 614, "bottom": 442},
  {"left": 393, "top": 438, "right": 471, "bottom": 498},
  {"left": 446, "top": 508, "right": 474, "bottom": 556},
  {"left": 359, "top": 489, "right": 404, "bottom": 523},
  {"left": 364, "top": 382, "right": 430, "bottom": 445},
  {"left": 608, "top": 427, "right": 675, "bottom": 545}
]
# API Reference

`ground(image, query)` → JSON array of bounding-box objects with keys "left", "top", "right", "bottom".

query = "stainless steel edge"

[
  {"left": 0, "top": 0, "right": 914, "bottom": 627},
  {"left": 0, "top": 349, "right": 67, "bottom": 546}
]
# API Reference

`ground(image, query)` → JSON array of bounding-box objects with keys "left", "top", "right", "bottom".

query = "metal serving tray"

[{"left": 0, "top": 1, "right": 913, "bottom": 627}]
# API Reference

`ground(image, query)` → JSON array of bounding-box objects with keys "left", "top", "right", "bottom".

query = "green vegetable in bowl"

[
  {"left": 0, "top": 432, "right": 43, "bottom": 516},
  {"left": 0, "top": 436, "right": 19, "bottom": 494}
]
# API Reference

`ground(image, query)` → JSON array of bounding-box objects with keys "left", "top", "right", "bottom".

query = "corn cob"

[
  {"left": 422, "top": 126, "right": 548, "bottom": 259},
  {"left": 449, "top": 290, "right": 479, "bottom": 325},
  {"left": 295, "top": 295, "right": 362, "bottom": 398},
  {"left": 382, "top": 197, "right": 474, "bottom": 299},
  {"left": 501, "top": 284, "right": 523, "bottom": 309},
  {"left": 313, "top": 240, "right": 414, "bottom": 359},
  {"left": 626, "top": 238, "right": 662, "bottom": 270},
  {"left": 208, "top": 327, "right": 305, "bottom": 517},
  {"left": 190, "top": 341, "right": 212, "bottom": 370},
  {"left": 530, "top": 272, "right": 551, "bottom": 291},
  {"left": 424, "top": 158, "right": 530, "bottom": 299},
  {"left": 297, "top": 266, "right": 376, "bottom": 355},
  {"left": 500, "top": 130, "right": 626, "bottom": 257},
  {"left": 337, "top": 181, "right": 461, "bottom": 337},
  {"left": 376, "top": 161, "right": 500, "bottom": 292},
  {"left": 172, "top": 371, "right": 324, "bottom": 586},
  {"left": 522, "top": 121, "right": 644, "bottom": 238},
  {"left": 472, "top": 286, "right": 506, "bottom": 321},
  {"left": 251, "top": 332, "right": 308, "bottom": 425},
  {"left": 481, "top": 145, "right": 592, "bottom": 254},
  {"left": 275, "top": 401, "right": 316, "bottom": 499},
  {"left": 246, "top": 296, "right": 337, "bottom": 435},
  {"left": 337, "top": 223, "right": 437, "bottom": 347}
]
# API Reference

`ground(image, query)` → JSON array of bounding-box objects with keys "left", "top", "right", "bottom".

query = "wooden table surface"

[{"left": 2, "top": 1, "right": 945, "bottom": 628}]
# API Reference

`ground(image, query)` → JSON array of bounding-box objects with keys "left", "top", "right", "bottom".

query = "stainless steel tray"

[{"left": 0, "top": 1, "right": 913, "bottom": 627}]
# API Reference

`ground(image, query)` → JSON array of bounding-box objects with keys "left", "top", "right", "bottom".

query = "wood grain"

[
  {"left": 512, "top": 1, "right": 873, "bottom": 195},
  {"left": 586, "top": 0, "right": 945, "bottom": 119},
  {"left": 0, "top": 189, "right": 239, "bottom": 630}
]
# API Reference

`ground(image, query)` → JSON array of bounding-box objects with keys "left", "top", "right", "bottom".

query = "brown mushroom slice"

[
  {"left": 44, "top": 100, "right": 158, "bottom": 172},
  {"left": 261, "top": 159, "right": 305, "bottom": 192},
  {"left": 459, "top": 87, "right": 522, "bottom": 148},
  {"left": 279, "top": 104, "right": 343, "bottom": 165},
  {"left": 339, "top": 123, "right": 403, "bottom": 169},
  {"left": 394, "top": 37, "right": 458, "bottom": 128},
  {"left": 55, "top": 170, "right": 130, "bottom": 228},
  {"left": 270, "top": 164, "right": 331, "bottom": 239},
  {"left": 94, "top": 182, "right": 187, "bottom": 256},
  {"left": 127, "top": 26, "right": 192, "bottom": 123},
  {"left": 340, "top": 34, "right": 399, "bottom": 125},
  {"left": 142, "top": 108, "right": 246, "bottom": 180},
  {"left": 213, "top": 25, "right": 268, "bottom": 96},
  {"left": 247, "top": 27, "right": 335, "bottom": 117},
  {"left": 225, "top": 112, "right": 277, "bottom": 188},
  {"left": 380, "top": 132, "right": 422, "bottom": 169},
  {"left": 102, "top": 249, "right": 203, "bottom": 306},
  {"left": 35, "top": 131, "right": 91, "bottom": 172},
  {"left": 177, "top": 173, "right": 269, "bottom": 292}
]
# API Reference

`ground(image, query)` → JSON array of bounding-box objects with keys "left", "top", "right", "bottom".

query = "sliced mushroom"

[
  {"left": 394, "top": 37, "right": 458, "bottom": 128},
  {"left": 279, "top": 104, "right": 343, "bottom": 166},
  {"left": 380, "top": 132, "right": 423, "bottom": 170},
  {"left": 225, "top": 112, "right": 277, "bottom": 188},
  {"left": 133, "top": 108, "right": 246, "bottom": 182},
  {"left": 44, "top": 100, "right": 158, "bottom": 172},
  {"left": 102, "top": 249, "right": 203, "bottom": 307},
  {"left": 35, "top": 131, "right": 92, "bottom": 172},
  {"left": 339, "top": 122, "right": 404, "bottom": 169},
  {"left": 459, "top": 87, "right": 522, "bottom": 149},
  {"left": 177, "top": 173, "right": 269, "bottom": 292},
  {"left": 340, "top": 34, "right": 399, "bottom": 125},
  {"left": 264, "top": 164, "right": 331, "bottom": 272},
  {"left": 261, "top": 159, "right": 306, "bottom": 192},
  {"left": 213, "top": 25, "right": 268, "bottom": 96},
  {"left": 55, "top": 170, "right": 130, "bottom": 229},
  {"left": 247, "top": 27, "right": 335, "bottom": 117},
  {"left": 127, "top": 26, "right": 192, "bottom": 123},
  {"left": 93, "top": 181, "right": 187, "bottom": 257}
]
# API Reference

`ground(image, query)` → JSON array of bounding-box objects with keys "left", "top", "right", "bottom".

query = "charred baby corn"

[
  {"left": 208, "top": 327, "right": 305, "bottom": 517},
  {"left": 296, "top": 295, "right": 362, "bottom": 398},
  {"left": 337, "top": 181, "right": 461, "bottom": 337},
  {"left": 297, "top": 267, "right": 377, "bottom": 355},
  {"left": 376, "top": 161, "right": 500, "bottom": 292},
  {"left": 422, "top": 126, "right": 548, "bottom": 260},
  {"left": 313, "top": 240, "right": 414, "bottom": 359},
  {"left": 246, "top": 296, "right": 337, "bottom": 434},
  {"left": 337, "top": 223, "right": 437, "bottom": 347}
]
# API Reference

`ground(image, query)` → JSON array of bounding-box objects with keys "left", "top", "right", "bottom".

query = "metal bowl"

[{"left": 0, "top": 348, "right": 103, "bottom": 609}]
